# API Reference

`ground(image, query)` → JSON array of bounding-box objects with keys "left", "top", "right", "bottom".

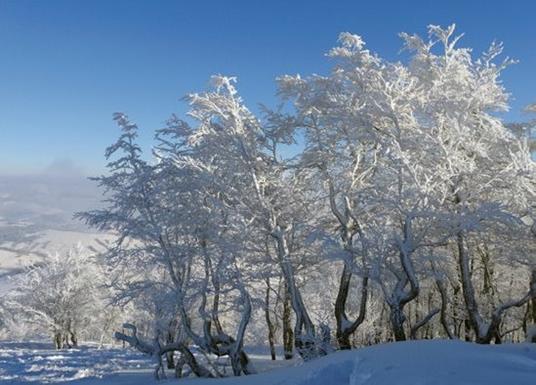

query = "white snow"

[
  {"left": 1, "top": 340, "right": 535, "bottom": 384},
  {"left": 0, "top": 341, "right": 150, "bottom": 384}
]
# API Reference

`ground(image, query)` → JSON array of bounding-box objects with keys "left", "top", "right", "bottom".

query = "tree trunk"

[
  {"left": 335, "top": 263, "right": 352, "bottom": 349},
  {"left": 272, "top": 228, "right": 317, "bottom": 359},
  {"left": 457, "top": 231, "right": 484, "bottom": 341},
  {"left": 69, "top": 331, "right": 78, "bottom": 348},
  {"left": 335, "top": 265, "right": 368, "bottom": 349},
  {"left": 166, "top": 351, "right": 175, "bottom": 369},
  {"left": 54, "top": 332, "right": 62, "bottom": 350},
  {"left": 265, "top": 279, "right": 276, "bottom": 360},
  {"left": 431, "top": 262, "right": 455, "bottom": 339},
  {"left": 283, "top": 281, "right": 294, "bottom": 360},
  {"left": 387, "top": 216, "right": 421, "bottom": 342},
  {"left": 410, "top": 308, "right": 439, "bottom": 340},
  {"left": 531, "top": 269, "right": 536, "bottom": 324},
  {"left": 390, "top": 304, "right": 407, "bottom": 341}
]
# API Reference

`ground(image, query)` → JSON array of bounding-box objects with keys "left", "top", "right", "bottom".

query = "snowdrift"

[{"left": 274, "top": 340, "right": 536, "bottom": 385}]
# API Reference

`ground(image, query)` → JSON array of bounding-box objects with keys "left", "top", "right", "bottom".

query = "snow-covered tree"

[
  {"left": 398, "top": 25, "right": 536, "bottom": 343},
  {"left": 71, "top": 23, "right": 536, "bottom": 381},
  {"left": 4, "top": 246, "right": 104, "bottom": 349}
]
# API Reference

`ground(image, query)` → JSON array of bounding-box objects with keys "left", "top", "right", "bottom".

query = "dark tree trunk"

[
  {"left": 54, "top": 332, "right": 62, "bottom": 350},
  {"left": 282, "top": 281, "right": 293, "bottom": 360},
  {"left": 335, "top": 264, "right": 352, "bottom": 349},
  {"left": 527, "top": 270, "right": 536, "bottom": 343},
  {"left": 69, "top": 331, "right": 78, "bottom": 348},
  {"left": 265, "top": 279, "right": 276, "bottom": 360},
  {"left": 390, "top": 305, "right": 407, "bottom": 341},
  {"left": 335, "top": 266, "right": 368, "bottom": 349},
  {"left": 431, "top": 262, "right": 455, "bottom": 339}
]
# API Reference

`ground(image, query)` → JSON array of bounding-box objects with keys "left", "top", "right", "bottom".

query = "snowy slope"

[
  {"left": 2, "top": 340, "right": 535, "bottom": 385},
  {"left": 178, "top": 340, "right": 536, "bottom": 385}
]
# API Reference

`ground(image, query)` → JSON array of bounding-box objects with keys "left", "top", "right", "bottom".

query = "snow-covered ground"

[
  {"left": 1, "top": 340, "right": 535, "bottom": 385},
  {"left": 0, "top": 341, "right": 150, "bottom": 384}
]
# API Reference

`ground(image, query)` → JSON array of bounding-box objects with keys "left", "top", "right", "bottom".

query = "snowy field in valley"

[
  {"left": 0, "top": 173, "right": 112, "bottom": 293},
  {"left": 1, "top": 340, "right": 535, "bottom": 385}
]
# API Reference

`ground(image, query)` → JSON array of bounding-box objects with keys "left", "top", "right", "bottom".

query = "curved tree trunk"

[
  {"left": 115, "top": 323, "right": 214, "bottom": 379},
  {"left": 387, "top": 216, "right": 420, "bottom": 341},
  {"left": 272, "top": 227, "right": 318, "bottom": 359},
  {"left": 457, "top": 231, "right": 535, "bottom": 343},
  {"left": 335, "top": 264, "right": 368, "bottom": 349}
]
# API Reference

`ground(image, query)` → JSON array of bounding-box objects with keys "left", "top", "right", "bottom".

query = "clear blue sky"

[{"left": 1, "top": 0, "right": 535, "bottom": 175}]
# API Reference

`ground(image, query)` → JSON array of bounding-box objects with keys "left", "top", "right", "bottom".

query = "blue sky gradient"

[{"left": 1, "top": 0, "right": 535, "bottom": 174}]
